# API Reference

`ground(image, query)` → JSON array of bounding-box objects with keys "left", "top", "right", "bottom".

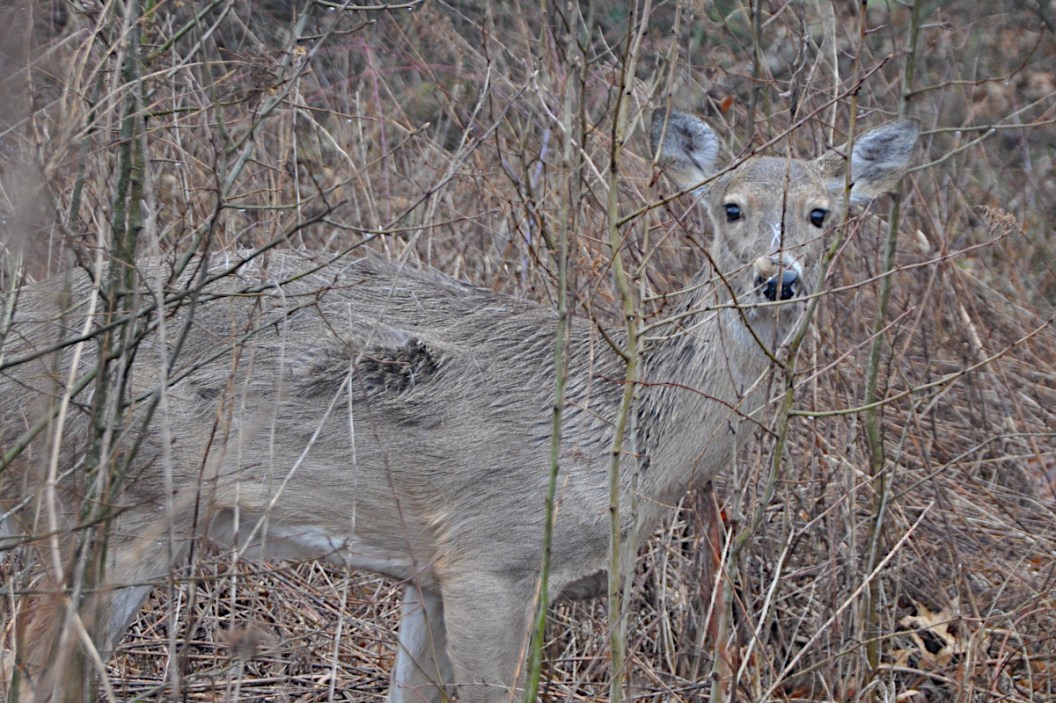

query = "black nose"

[{"left": 757, "top": 269, "right": 800, "bottom": 301}]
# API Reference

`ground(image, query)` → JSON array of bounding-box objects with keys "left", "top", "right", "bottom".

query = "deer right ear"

[
  {"left": 650, "top": 109, "right": 723, "bottom": 193},
  {"left": 822, "top": 120, "right": 919, "bottom": 202}
]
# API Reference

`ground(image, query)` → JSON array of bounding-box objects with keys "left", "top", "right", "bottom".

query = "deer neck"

[{"left": 633, "top": 274, "right": 793, "bottom": 528}]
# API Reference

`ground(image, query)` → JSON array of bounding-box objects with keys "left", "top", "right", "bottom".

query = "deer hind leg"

[
  {"left": 390, "top": 583, "right": 452, "bottom": 703},
  {"left": 440, "top": 573, "right": 533, "bottom": 703},
  {"left": 18, "top": 583, "right": 156, "bottom": 702},
  {"left": 10, "top": 531, "right": 187, "bottom": 703}
]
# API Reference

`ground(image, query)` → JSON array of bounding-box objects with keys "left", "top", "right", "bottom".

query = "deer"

[{"left": 0, "top": 110, "right": 917, "bottom": 702}]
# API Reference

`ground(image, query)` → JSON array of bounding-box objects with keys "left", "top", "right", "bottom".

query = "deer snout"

[{"left": 752, "top": 256, "right": 802, "bottom": 302}]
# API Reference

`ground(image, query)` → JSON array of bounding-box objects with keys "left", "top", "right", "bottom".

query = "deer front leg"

[
  {"left": 440, "top": 573, "right": 533, "bottom": 703},
  {"left": 390, "top": 583, "right": 452, "bottom": 703}
]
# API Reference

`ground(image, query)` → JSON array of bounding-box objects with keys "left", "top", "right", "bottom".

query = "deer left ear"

[
  {"left": 650, "top": 109, "right": 725, "bottom": 194},
  {"left": 821, "top": 120, "right": 919, "bottom": 202}
]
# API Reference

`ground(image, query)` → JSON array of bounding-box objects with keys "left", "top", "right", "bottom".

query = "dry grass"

[{"left": 1, "top": 1, "right": 1054, "bottom": 701}]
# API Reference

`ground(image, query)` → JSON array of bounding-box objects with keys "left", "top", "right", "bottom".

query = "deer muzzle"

[{"left": 753, "top": 256, "right": 802, "bottom": 302}]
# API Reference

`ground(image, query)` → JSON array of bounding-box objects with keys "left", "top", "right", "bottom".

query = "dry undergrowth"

[{"left": 0, "top": 1, "right": 1054, "bottom": 701}]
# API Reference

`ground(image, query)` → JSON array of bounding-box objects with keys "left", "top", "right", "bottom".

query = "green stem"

[
  {"left": 525, "top": 6, "right": 580, "bottom": 698},
  {"left": 606, "top": 4, "right": 651, "bottom": 702},
  {"left": 860, "top": 0, "right": 921, "bottom": 682}
]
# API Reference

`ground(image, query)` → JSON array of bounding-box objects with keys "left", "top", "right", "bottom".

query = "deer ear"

[
  {"left": 822, "top": 120, "right": 919, "bottom": 202},
  {"left": 650, "top": 109, "right": 724, "bottom": 192}
]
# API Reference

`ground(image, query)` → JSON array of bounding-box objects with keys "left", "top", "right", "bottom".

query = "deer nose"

[
  {"left": 756, "top": 269, "right": 800, "bottom": 301},
  {"left": 752, "top": 256, "right": 802, "bottom": 302}
]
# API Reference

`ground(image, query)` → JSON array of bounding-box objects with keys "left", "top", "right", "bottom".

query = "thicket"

[{"left": 0, "top": 1, "right": 1053, "bottom": 701}]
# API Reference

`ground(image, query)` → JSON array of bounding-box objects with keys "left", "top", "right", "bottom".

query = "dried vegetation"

[{"left": 0, "top": 1, "right": 1054, "bottom": 701}]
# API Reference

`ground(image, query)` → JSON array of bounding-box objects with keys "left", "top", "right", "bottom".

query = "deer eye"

[
  {"left": 724, "top": 203, "right": 742, "bottom": 222},
  {"left": 809, "top": 208, "right": 828, "bottom": 228}
]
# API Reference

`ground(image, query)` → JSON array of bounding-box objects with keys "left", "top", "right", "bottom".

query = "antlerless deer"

[{"left": 1, "top": 111, "right": 917, "bottom": 702}]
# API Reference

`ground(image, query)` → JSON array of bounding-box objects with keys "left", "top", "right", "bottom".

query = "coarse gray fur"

[{"left": 1, "top": 111, "right": 917, "bottom": 702}]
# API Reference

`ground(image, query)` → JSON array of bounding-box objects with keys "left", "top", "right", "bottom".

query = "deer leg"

[
  {"left": 12, "top": 532, "right": 185, "bottom": 703},
  {"left": 440, "top": 574, "right": 532, "bottom": 703},
  {"left": 390, "top": 583, "right": 451, "bottom": 703}
]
